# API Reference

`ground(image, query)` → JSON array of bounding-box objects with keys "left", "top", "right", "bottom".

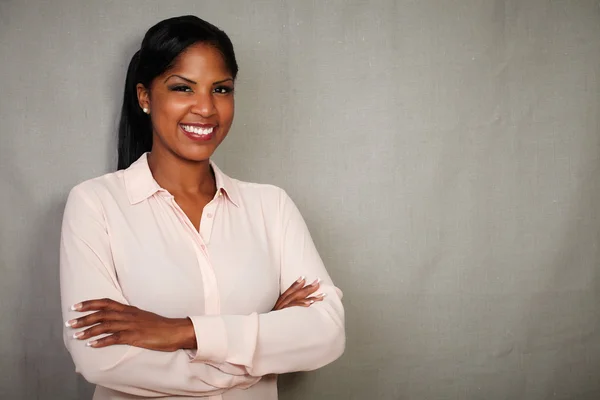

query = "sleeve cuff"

[
  {"left": 186, "top": 315, "right": 228, "bottom": 363},
  {"left": 185, "top": 313, "right": 260, "bottom": 369}
]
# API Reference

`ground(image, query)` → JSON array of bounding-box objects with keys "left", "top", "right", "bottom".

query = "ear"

[{"left": 136, "top": 83, "right": 150, "bottom": 112}]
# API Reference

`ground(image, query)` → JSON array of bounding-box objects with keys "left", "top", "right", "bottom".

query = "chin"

[{"left": 175, "top": 146, "right": 218, "bottom": 163}]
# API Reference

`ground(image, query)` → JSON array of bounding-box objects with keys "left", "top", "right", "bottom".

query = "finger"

[
  {"left": 71, "top": 298, "right": 129, "bottom": 313},
  {"left": 71, "top": 321, "right": 132, "bottom": 341},
  {"left": 65, "top": 310, "right": 131, "bottom": 329},
  {"left": 276, "top": 284, "right": 320, "bottom": 311},
  {"left": 293, "top": 294, "right": 325, "bottom": 306},
  {"left": 273, "top": 295, "right": 309, "bottom": 311},
  {"left": 280, "top": 277, "right": 321, "bottom": 305},
  {"left": 279, "top": 276, "right": 306, "bottom": 299},
  {"left": 283, "top": 280, "right": 321, "bottom": 304},
  {"left": 274, "top": 276, "right": 306, "bottom": 309},
  {"left": 273, "top": 293, "right": 325, "bottom": 311},
  {"left": 87, "top": 331, "right": 132, "bottom": 349},
  {"left": 305, "top": 277, "right": 322, "bottom": 288},
  {"left": 305, "top": 293, "right": 327, "bottom": 303},
  {"left": 283, "top": 299, "right": 316, "bottom": 309}
]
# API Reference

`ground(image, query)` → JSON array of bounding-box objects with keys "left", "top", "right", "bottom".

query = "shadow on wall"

[{"left": 278, "top": 371, "right": 310, "bottom": 397}]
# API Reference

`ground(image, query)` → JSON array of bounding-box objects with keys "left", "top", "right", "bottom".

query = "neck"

[{"left": 147, "top": 147, "right": 216, "bottom": 197}]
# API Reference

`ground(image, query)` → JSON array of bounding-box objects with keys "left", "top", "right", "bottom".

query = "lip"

[{"left": 179, "top": 123, "right": 217, "bottom": 142}]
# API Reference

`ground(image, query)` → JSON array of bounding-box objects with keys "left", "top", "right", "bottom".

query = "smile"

[{"left": 180, "top": 124, "right": 215, "bottom": 135}]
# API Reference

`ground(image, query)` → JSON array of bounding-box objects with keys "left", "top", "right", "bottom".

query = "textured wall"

[{"left": 1, "top": 1, "right": 599, "bottom": 399}]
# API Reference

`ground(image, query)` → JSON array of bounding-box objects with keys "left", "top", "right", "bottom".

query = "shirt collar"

[
  {"left": 123, "top": 153, "right": 240, "bottom": 207},
  {"left": 210, "top": 160, "right": 241, "bottom": 207}
]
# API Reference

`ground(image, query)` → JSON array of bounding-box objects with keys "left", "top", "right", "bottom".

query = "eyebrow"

[
  {"left": 164, "top": 75, "right": 234, "bottom": 85},
  {"left": 213, "top": 78, "right": 234, "bottom": 85},
  {"left": 164, "top": 74, "right": 196, "bottom": 84}
]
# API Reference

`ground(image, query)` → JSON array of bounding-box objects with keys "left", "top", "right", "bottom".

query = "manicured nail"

[
  {"left": 316, "top": 293, "right": 327, "bottom": 298},
  {"left": 71, "top": 303, "right": 82, "bottom": 311},
  {"left": 72, "top": 332, "right": 84, "bottom": 339},
  {"left": 311, "top": 278, "right": 321, "bottom": 286},
  {"left": 86, "top": 341, "right": 97, "bottom": 347},
  {"left": 65, "top": 319, "right": 76, "bottom": 328},
  {"left": 296, "top": 276, "right": 305, "bottom": 283},
  {"left": 309, "top": 300, "right": 315, "bottom": 304}
]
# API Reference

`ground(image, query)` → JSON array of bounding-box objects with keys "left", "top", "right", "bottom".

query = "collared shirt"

[{"left": 60, "top": 153, "right": 345, "bottom": 400}]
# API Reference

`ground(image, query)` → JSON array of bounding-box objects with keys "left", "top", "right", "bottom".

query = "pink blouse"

[{"left": 60, "top": 153, "right": 345, "bottom": 399}]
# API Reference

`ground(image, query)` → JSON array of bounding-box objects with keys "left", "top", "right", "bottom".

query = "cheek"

[
  {"left": 156, "top": 96, "right": 190, "bottom": 120},
  {"left": 151, "top": 96, "right": 191, "bottom": 137},
  {"left": 218, "top": 99, "right": 235, "bottom": 126}
]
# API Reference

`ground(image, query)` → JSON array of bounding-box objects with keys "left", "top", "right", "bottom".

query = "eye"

[
  {"left": 213, "top": 86, "right": 234, "bottom": 94},
  {"left": 169, "top": 85, "right": 193, "bottom": 93}
]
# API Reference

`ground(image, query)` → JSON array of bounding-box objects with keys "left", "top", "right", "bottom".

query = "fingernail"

[
  {"left": 296, "top": 276, "right": 305, "bottom": 283},
  {"left": 65, "top": 320, "right": 76, "bottom": 328},
  {"left": 311, "top": 278, "right": 321, "bottom": 286},
  {"left": 72, "top": 332, "right": 84, "bottom": 339},
  {"left": 309, "top": 300, "right": 315, "bottom": 304},
  {"left": 71, "top": 303, "right": 82, "bottom": 311},
  {"left": 317, "top": 293, "right": 327, "bottom": 298},
  {"left": 86, "top": 341, "right": 97, "bottom": 347}
]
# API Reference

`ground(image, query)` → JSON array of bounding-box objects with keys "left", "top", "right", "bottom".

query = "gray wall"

[{"left": 1, "top": 0, "right": 599, "bottom": 399}]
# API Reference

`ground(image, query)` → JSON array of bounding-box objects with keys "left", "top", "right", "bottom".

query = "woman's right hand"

[{"left": 272, "top": 277, "right": 325, "bottom": 311}]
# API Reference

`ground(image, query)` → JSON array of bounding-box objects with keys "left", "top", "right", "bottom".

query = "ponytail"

[{"left": 117, "top": 50, "right": 152, "bottom": 170}]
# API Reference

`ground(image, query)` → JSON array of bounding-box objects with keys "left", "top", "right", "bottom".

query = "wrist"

[{"left": 172, "top": 317, "right": 197, "bottom": 350}]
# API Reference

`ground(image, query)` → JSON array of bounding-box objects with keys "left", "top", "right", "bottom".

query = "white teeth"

[{"left": 181, "top": 125, "right": 214, "bottom": 135}]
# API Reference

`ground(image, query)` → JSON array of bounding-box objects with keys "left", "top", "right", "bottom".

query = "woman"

[{"left": 60, "top": 15, "right": 345, "bottom": 400}]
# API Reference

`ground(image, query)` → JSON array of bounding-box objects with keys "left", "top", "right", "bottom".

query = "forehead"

[{"left": 165, "top": 43, "right": 230, "bottom": 78}]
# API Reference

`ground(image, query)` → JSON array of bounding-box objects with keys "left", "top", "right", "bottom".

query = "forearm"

[
  {"left": 66, "top": 341, "right": 258, "bottom": 397},
  {"left": 64, "top": 309, "right": 259, "bottom": 396},
  {"left": 173, "top": 317, "right": 198, "bottom": 350},
  {"left": 187, "top": 284, "right": 345, "bottom": 377}
]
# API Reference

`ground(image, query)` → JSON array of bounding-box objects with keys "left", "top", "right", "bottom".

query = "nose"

[{"left": 190, "top": 91, "right": 216, "bottom": 117}]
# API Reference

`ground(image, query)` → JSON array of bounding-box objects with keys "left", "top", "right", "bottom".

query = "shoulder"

[
  {"left": 229, "top": 178, "right": 304, "bottom": 225},
  {"left": 233, "top": 178, "right": 285, "bottom": 197},
  {"left": 230, "top": 177, "right": 294, "bottom": 206},
  {"left": 66, "top": 170, "right": 127, "bottom": 209}
]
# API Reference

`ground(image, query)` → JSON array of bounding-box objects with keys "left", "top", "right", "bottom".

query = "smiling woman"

[
  {"left": 138, "top": 44, "right": 235, "bottom": 164},
  {"left": 59, "top": 15, "right": 345, "bottom": 400}
]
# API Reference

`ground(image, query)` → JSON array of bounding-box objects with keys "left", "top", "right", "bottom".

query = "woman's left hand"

[{"left": 65, "top": 298, "right": 196, "bottom": 351}]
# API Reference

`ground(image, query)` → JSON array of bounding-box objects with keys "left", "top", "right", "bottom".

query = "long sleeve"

[
  {"left": 188, "top": 189, "right": 346, "bottom": 377},
  {"left": 60, "top": 185, "right": 259, "bottom": 397}
]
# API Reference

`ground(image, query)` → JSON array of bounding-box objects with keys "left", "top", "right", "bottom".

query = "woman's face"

[{"left": 138, "top": 43, "right": 235, "bottom": 162}]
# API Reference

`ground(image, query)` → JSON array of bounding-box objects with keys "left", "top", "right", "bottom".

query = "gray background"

[{"left": 1, "top": 0, "right": 599, "bottom": 399}]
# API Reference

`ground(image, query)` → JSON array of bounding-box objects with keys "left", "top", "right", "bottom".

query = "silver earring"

[{"left": 142, "top": 107, "right": 149, "bottom": 114}]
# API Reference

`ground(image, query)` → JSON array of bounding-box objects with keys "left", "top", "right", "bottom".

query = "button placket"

[
  {"left": 200, "top": 192, "right": 222, "bottom": 244},
  {"left": 167, "top": 197, "right": 209, "bottom": 255},
  {"left": 200, "top": 206, "right": 217, "bottom": 244},
  {"left": 166, "top": 197, "right": 221, "bottom": 315}
]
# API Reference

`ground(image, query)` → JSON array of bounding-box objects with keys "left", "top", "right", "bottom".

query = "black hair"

[{"left": 117, "top": 15, "right": 238, "bottom": 170}]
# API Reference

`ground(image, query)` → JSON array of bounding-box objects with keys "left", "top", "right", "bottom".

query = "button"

[
  {"left": 218, "top": 190, "right": 223, "bottom": 196},
  {"left": 206, "top": 213, "right": 213, "bottom": 218}
]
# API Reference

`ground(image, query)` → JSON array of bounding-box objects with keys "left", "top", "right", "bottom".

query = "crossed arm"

[
  {"left": 60, "top": 186, "right": 345, "bottom": 397},
  {"left": 64, "top": 277, "right": 324, "bottom": 350}
]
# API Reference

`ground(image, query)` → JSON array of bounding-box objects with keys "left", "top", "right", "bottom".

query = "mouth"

[{"left": 180, "top": 123, "right": 217, "bottom": 142}]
